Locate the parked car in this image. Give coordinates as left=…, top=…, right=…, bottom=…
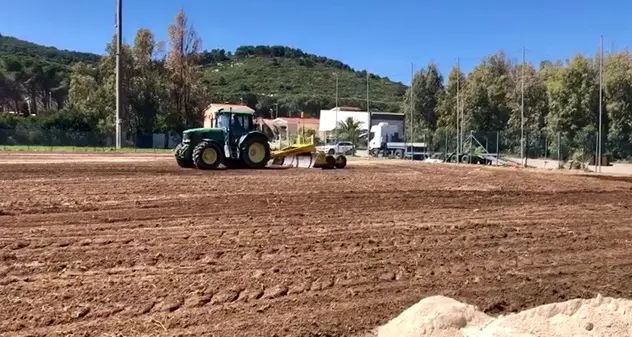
left=316, top=141, right=355, bottom=155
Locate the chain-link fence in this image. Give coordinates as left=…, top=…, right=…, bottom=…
left=411, top=128, right=603, bottom=169
left=0, top=125, right=609, bottom=168
left=0, top=127, right=180, bottom=152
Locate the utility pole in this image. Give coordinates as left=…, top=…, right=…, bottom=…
left=366, top=70, right=371, bottom=143
left=334, top=72, right=339, bottom=142
left=521, top=46, right=525, bottom=167
left=410, top=62, right=414, bottom=160
left=115, top=0, right=123, bottom=149
left=598, top=35, right=604, bottom=173
left=456, top=57, right=460, bottom=160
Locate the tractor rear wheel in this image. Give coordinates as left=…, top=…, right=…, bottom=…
left=241, top=137, right=271, bottom=169
left=192, top=141, right=223, bottom=169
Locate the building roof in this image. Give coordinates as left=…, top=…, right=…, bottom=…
left=371, top=111, right=405, bottom=116
left=206, top=104, right=255, bottom=115
left=330, top=106, right=362, bottom=111
left=258, top=117, right=320, bottom=128
left=275, top=117, right=320, bottom=125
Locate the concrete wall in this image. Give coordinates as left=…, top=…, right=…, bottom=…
left=152, top=133, right=181, bottom=148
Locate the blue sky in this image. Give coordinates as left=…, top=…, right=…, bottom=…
left=1, top=0, right=629, bottom=84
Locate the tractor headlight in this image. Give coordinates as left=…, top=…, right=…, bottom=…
left=183, top=133, right=190, bottom=143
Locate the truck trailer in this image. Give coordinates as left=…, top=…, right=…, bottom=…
left=368, top=122, right=427, bottom=159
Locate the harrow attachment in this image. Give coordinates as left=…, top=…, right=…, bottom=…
left=268, top=144, right=347, bottom=169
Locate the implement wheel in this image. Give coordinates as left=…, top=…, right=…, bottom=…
left=192, top=141, right=223, bottom=169
left=335, top=155, right=347, bottom=169
left=271, top=157, right=285, bottom=165
left=322, top=155, right=336, bottom=170
left=241, top=137, right=271, bottom=169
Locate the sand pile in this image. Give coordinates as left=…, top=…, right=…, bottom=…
left=375, top=294, right=632, bottom=337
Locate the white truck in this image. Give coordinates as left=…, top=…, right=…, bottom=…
left=368, top=122, right=427, bottom=159
left=316, top=141, right=355, bottom=155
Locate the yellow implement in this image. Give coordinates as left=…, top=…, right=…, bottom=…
left=266, top=112, right=347, bottom=169
left=269, top=143, right=347, bottom=169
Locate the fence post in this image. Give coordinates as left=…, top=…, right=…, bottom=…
left=444, top=130, right=447, bottom=160
left=557, top=132, right=561, bottom=168
left=594, top=131, right=599, bottom=172
left=496, top=131, right=499, bottom=166
left=524, top=132, right=528, bottom=167
left=469, top=130, right=473, bottom=164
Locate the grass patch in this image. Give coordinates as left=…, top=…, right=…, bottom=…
left=0, top=145, right=174, bottom=153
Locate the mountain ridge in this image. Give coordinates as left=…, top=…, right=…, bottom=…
left=0, top=34, right=407, bottom=115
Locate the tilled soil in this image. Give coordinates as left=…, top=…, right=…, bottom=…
left=1, top=155, right=632, bottom=337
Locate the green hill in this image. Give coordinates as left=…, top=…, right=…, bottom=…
left=200, top=46, right=407, bottom=116
left=0, top=36, right=407, bottom=117
left=0, top=33, right=101, bottom=65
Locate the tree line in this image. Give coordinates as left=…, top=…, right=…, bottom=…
left=402, top=50, right=632, bottom=160
left=1, top=8, right=631, bottom=158
left=0, top=8, right=404, bottom=147
left=1, top=9, right=209, bottom=146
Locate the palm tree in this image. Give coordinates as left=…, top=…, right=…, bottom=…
left=332, top=117, right=366, bottom=151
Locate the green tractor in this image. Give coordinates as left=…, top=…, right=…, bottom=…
left=174, top=108, right=271, bottom=169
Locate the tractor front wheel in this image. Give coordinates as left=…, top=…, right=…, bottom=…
left=192, top=141, right=223, bottom=169
left=241, top=137, right=271, bottom=169
left=175, top=143, right=195, bottom=168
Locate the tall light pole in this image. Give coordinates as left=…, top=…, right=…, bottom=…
left=334, top=72, right=339, bottom=141
left=521, top=46, right=525, bottom=167
left=115, top=0, right=123, bottom=149
left=598, top=35, right=604, bottom=173
left=456, top=57, right=460, bottom=160
left=410, top=62, right=414, bottom=160
left=366, top=71, right=371, bottom=142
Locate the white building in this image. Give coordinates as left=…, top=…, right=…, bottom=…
left=318, top=107, right=405, bottom=142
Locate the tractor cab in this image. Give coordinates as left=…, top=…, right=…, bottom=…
left=214, top=109, right=254, bottom=137
left=213, top=109, right=256, bottom=159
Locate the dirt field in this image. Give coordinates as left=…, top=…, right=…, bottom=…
left=1, top=153, right=632, bottom=337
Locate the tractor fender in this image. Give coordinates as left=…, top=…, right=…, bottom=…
left=238, top=132, right=269, bottom=151
left=200, top=139, right=225, bottom=157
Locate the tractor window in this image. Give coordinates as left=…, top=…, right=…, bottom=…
left=216, top=114, right=230, bottom=130
left=231, top=114, right=251, bottom=131
left=242, top=115, right=252, bottom=130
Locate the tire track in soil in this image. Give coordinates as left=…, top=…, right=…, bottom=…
left=1, top=159, right=632, bottom=336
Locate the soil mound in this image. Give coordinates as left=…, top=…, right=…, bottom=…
left=376, top=294, right=632, bottom=337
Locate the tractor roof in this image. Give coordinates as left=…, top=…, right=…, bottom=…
left=217, top=109, right=254, bottom=115
left=208, top=104, right=255, bottom=116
